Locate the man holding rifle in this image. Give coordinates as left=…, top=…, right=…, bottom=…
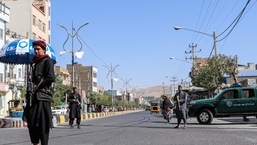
left=68, top=87, right=82, bottom=129
left=174, top=85, right=188, bottom=129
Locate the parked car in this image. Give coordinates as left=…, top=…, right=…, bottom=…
left=188, top=83, right=257, bottom=124
left=103, top=106, right=109, bottom=112
left=145, top=106, right=150, bottom=111
left=52, top=106, right=67, bottom=116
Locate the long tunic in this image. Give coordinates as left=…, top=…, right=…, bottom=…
left=26, top=56, right=55, bottom=145
left=174, top=91, right=188, bottom=119
left=68, top=92, right=82, bottom=119
left=162, top=98, right=174, bottom=110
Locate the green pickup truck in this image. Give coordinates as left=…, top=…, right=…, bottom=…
left=188, top=84, right=257, bottom=124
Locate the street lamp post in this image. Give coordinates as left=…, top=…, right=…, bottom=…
left=58, top=21, right=89, bottom=87
left=122, top=78, right=132, bottom=102
left=170, top=56, right=195, bottom=78
left=104, top=64, right=119, bottom=112
left=174, top=26, right=217, bottom=56
left=169, top=57, right=191, bottom=64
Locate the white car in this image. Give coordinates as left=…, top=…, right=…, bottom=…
left=103, top=106, right=109, bottom=112
left=52, top=106, right=67, bottom=115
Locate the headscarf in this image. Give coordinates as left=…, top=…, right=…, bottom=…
left=33, top=40, right=47, bottom=50
left=33, top=54, right=49, bottom=63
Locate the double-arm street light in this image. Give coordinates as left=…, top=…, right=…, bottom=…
left=174, top=26, right=217, bottom=56
left=170, top=56, right=195, bottom=78
left=58, top=21, right=89, bottom=87
left=170, top=57, right=191, bottom=64
left=104, top=64, right=119, bottom=111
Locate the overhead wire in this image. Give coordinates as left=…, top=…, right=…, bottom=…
left=219, top=0, right=257, bottom=54
left=207, top=0, right=252, bottom=57
left=196, top=1, right=219, bottom=57
left=77, top=34, right=108, bottom=66
left=217, top=0, right=251, bottom=42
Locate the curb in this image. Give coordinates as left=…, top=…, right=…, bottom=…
left=57, top=111, right=118, bottom=124
left=56, top=110, right=143, bottom=124
left=0, top=110, right=143, bottom=128
left=0, top=118, right=27, bottom=128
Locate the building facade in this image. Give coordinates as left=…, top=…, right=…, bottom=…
left=0, top=2, right=10, bottom=117
left=66, top=64, right=98, bottom=97
left=5, top=0, right=51, bottom=43
left=0, top=0, right=51, bottom=117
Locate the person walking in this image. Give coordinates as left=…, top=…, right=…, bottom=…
left=26, top=40, right=55, bottom=145
left=68, top=87, right=82, bottom=129
left=161, top=95, right=174, bottom=118
left=174, top=85, right=188, bottom=129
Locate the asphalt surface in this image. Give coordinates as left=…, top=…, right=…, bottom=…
left=0, top=111, right=257, bottom=145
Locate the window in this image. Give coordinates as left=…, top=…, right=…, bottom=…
left=42, top=23, right=46, bottom=32
left=0, top=73, right=3, bottom=82
left=93, top=72, right=97, bottom=78
left=0, top=96, right=2, bottom=108
left=32, top=33, right=36, bottom=40
left=38, top=20, right=42, bottom=30
left=33, top=15, right=36, bottom=26
left=242, top=89, right=255, bottom=98
left=222, top=90, right=238, bottom=99
left=48, top=6, right=50, bottom=16
left=0, top=28, right=3, bottom=39
left=18, top=68, right=21, bottom=79
left=48, top=20, right=51, bottom=30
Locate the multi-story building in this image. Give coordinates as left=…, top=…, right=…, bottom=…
left=5, top=0, right=51, bottom=43
left=225, top=63, right=257, bottom=86
left=0, top=2, right=10, bottom=117
left=55, top=66, right=71, bottom=86
left=66, top=64, right=98, bottom=98
left=190, top=57, right=208, bottom=77
left=0, top=0, right=51, bottom=117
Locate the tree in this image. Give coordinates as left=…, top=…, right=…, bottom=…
left=52, top=74, right=70, bottom=107
left=87, top=92, right=112, bottom=106
left=192, top=54, right=237, bottom=97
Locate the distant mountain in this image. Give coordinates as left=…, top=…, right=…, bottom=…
left=135, top=85, right=172, bottom=98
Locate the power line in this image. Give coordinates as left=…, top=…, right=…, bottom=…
left=217, top=0, right=251, bottom=42
left=78, top=34, right=108, bottom=66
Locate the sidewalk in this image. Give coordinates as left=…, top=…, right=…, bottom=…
left=0, top=110, right=143, bottom=128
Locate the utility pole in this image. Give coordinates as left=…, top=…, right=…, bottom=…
left=162, top=82, right=166, bottom=95
left=185, top=43, right=201, bottom=77
left=171, top=76, right=177, bottom=96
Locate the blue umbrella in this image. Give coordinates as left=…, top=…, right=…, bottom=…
left=0, top=39, right=57, bottom=64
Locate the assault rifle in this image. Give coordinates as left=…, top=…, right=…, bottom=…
left=26, top=71, right=34, bottom=107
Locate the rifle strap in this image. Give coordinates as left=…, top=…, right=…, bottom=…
left=33, top=78, right=43, bottom=93
left=176, top=93, right=180, bottom=110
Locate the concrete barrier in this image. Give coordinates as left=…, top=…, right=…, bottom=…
left=0, top=118, right=27, bottom=128
left=56, top=110, right=141, bottom=125
left=0, top=110, right=143, bottom=128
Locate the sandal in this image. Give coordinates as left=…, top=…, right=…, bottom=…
left=174, top=126, right=180, bottom=128
left=183, top=125, right=187, bottom=129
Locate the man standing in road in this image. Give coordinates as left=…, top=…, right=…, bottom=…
left=174, top=85, right=188, bottom=129
left=68, top=87, right=82, bottom=129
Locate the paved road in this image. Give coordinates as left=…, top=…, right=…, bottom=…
left=0, top=111, right=257, bottom=145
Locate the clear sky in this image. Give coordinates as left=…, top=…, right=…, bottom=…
left=50, top=0, right=257, bottom=91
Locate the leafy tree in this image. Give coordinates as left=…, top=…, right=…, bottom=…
left=20, top=87, right=26, bottom=98
left=52, top=74, right=70, bottom=107
left=192, top=54, right=237, bottom=96
left=87, top=92, right=112, bottom=106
